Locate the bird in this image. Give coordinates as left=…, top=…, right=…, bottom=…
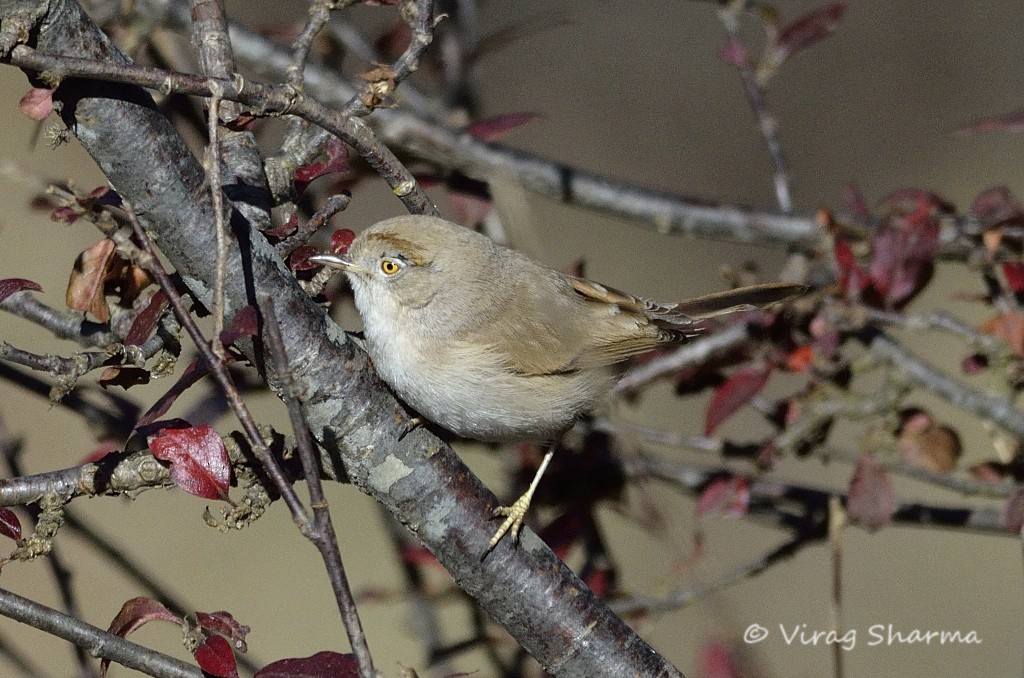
left=310, top=215, right=801, bottom=552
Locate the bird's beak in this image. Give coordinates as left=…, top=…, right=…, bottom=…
left=309, top=253, right=365, bottom=274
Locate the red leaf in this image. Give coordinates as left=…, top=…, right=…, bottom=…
left=466, top=112, right=539, bottom=142
left=696, top=476, right=750, bottom=518
left=704, top=364, right=773, bottom=435
left=331, top=228, right=355, bottom=255
left=957, top=109, right=1024, bottom=134
left=256, top=651, right=359, bottom=678
left=1004, top=487, right=1024, bottom=534
left=267, top=213, right=299, bottom=239
left=148, top=425, right=231, bottom=501
left=846, top=453, right=895, bottom=531
left=842, top=183, right=871, bottom=221
left=137, top=360, right=209, bottom=427
left=971, top=186, right=1024, bottom=229
left=772, top=3, right=847, bottom=60
left=868, top=213, right=940, bottom=308
left=19, top=87, right=54, bottom=121
left=293, top=139, right=351, bottom=196
left=399, top=544, right=443, bottom=570
left=221, top=305, right=259, bottom=347
left=581, top=559, right=614, bottom=598
left=80, top=439, right=122, bottom=464
left=0, top=278, right=43, bottom=304
left=123, top=291, right=169, bottom=346
left=1004, top=262, right=1024, bottom=294
left=195, top=634, right=238, bottom=678
left=784, top=345, right=814, bottom=372
left=537, top=510, right=589, bottom=560
left=0, top=508, right=21, bottom=541
left=833, top=238, right=868, bottom=298
left=102, top=597, right=183, bottom=677
left=699, top=641, right=743, bottom=678
left=67, top=239, right=116, bottom=322
left=289, top=246, right=320, bottom=271
left=196, top=611, right=250, bottom=654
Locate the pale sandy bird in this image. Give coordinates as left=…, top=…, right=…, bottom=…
left=311, top=215, right=801, bottom=552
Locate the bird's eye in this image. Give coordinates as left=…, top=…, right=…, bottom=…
left=380, top=259, right=401, bottom=275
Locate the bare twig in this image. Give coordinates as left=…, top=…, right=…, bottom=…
left=4, top=45, right=438, bottom=218
left=869, top=332, right=1024, bottom=438
left=717, top=6, right=793, bottom=213
left=262, top=296, right=375, bottom=678
left=0, top=587, right=202, bottom=678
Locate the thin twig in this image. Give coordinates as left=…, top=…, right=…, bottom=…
left=0, top=587, right=202, bottom=678
left=117, top=202, right=312, bottom=523
left=207, top=89, right=227, bottom=358
left=4, top=45, right=438, bottom=218
left=614, top=322, right=751, bottom=394
left=262, top=297, right=375, bottom=677
left=1, top=416, right=95, bottom=677
left=62, top=510, right=264, bottom=675
left=869, top=332, right=1024, bottom=438
left=717, top=5, right=793, bottom=213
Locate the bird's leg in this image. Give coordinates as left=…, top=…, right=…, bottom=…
left=485, top=445, right=555, bottom=554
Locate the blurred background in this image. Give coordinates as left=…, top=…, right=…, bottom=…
left=1, top=1, right=1023, bottom=676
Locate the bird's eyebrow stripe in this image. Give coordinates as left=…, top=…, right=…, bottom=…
left=366, top=232, right=429, bottom=266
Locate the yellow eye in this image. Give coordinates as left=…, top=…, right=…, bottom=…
left=380, top=259, right=401, bottom=275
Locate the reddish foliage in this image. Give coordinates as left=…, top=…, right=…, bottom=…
left=773, top=3, right=848, bottom=59
left=289, top=245, right=320, bottom=271
left=196, top=611, right=250, bottom=654
left=124, top=291, right=170, bottom=346
left=538, top=510, right=590, bottom=560
left=895, top=409, right=962, bottom=473
left=18, top=87, right=54, bottom=121
left=784, top=345, right=814, bottom=372
left=331, top=228, right=355, bottom=254
left=1003, top=262, right=1024, bottom=295
left=467, top=112, right=539, bottom=141
left=958, top=109, right=1024, bottom=134
left=266, top=213, right=299, bottom=239
left=1004, top=487, right=1024, bottom=534
left=698, top=641, right=743, bottom=678
left=833, top=238, right=868, bottom=299
left=222, top=305, right=259, bottom=346
left=293, top=139, right=351, bottom=196
left=79, top=439, right=122, bottom=464
left=971, top=186, right=1024, bottom=230
left=194, top=633, right=238, bottom=678
left=581, top=558, right=615, bottom=598
left=981, top=311, right=1024, bottom=356
left=66, top=239, right=117, bottom=322
left=868, top=192, right=944, bottom=308
left=696, top=476, right=750, bottom=518
left=256, top=651, right=360, bottom=678
left=148, top=425, right=231, bottom=501
left=842, top=183, right=872, bottom=221
left=704, top=364, right=773, bottom=435
left=102, top=597, right=183, bottom=677
left=136, top=361, right=208, bottom=426
left=846, top=453, right=896, bottom=531
left=0, top=508, right=21, bottom=541
left=399, top=544, right=443, bottom=570
left=0, top=278, right=42, bottom=304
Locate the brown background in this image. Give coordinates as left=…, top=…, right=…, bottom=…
left=1, top=1, right=1022, bottom=676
